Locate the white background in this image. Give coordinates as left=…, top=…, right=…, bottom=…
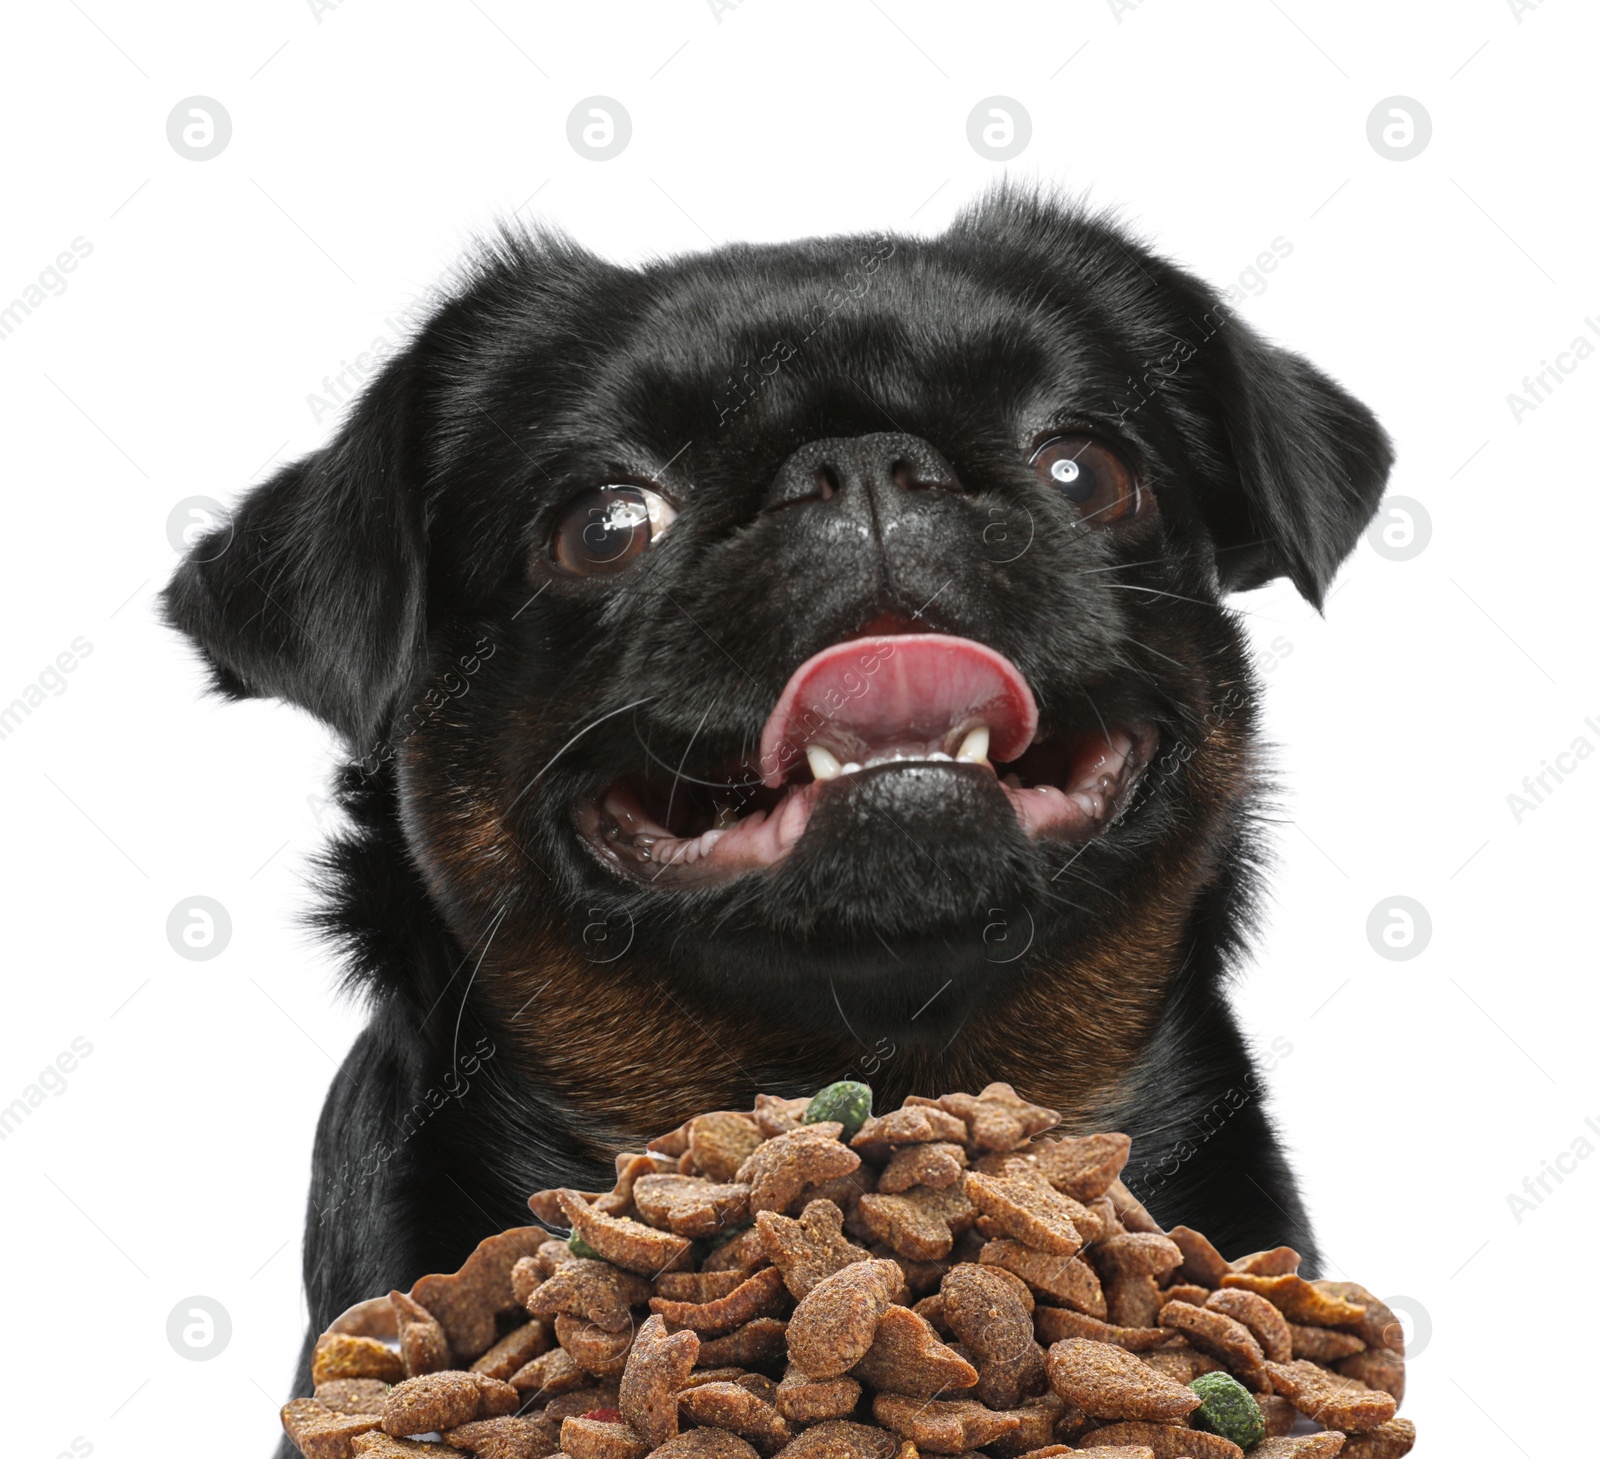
left=1, top=2, right=1593, bottom=1455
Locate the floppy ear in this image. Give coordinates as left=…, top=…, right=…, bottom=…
left=1200, top=321, right=1394, bottom=608
left=161, top=348, right=429, bottom=755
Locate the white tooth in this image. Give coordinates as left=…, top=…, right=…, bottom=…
left=841, top=761, right=863, bottom=775
left=1003, top=772, right=1023, bottom=790
left=956, top=724, right=991, bottom=764
left=926, top=750, right=952, bottom=762
left=807, top=744, right=843, bottom=781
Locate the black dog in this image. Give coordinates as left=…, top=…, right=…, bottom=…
left=163, top=187, right=1391, bottom=1421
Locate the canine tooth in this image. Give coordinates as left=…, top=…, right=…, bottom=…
left=956, top=724, right=990, bottom=763
left=806, top=744, right=843, bottom=781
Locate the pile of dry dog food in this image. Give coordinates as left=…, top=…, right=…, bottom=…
left=283, top=1082, right=1415, bottom=1459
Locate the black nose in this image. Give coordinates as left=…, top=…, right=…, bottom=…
left=764, top=432, right=960, bottom=513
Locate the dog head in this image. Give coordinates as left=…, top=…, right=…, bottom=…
left=164, top=189, right=1391, bottom=1069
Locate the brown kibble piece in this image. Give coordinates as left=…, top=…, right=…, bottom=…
left=556, top=1190, right=693, bottom=1276
left=756, top=1199, right=870, bottom=1299
left=411, top=1229, right=547, bottom=1363
left=513, top=1256, right=543, bottom=1307
left=930, top=1083, right=1060, bottom=1153
left=558, top=1417, right=647, bottom=1459
left=313, top=1333, right=407, bottom=1387
left=851, top=1303, right=978, bottom=1397
left=1220, top=1274, right=1366, bottom=1328
left=1158, top=1301, right=1266, bottom=1385
left=689, top=1112, right=765, bottom=1182
left=472, top=1320, right=551, bottom=1380
left=737, top=1124, right=862, bottom=1215
left=942, top=1264, right=1045, bottom=1407
left=1265, top=1358, right=1398, bottom=1432
left=1289, top=1322, right=1367, bottom=1361
left=779, top=1419, right=897, bottom=1458
left=695, top=1317, right=790, bottom=1367
left=656, top=1270, right=749, bottom=1303
left=508, top=1345, right=588, bottom=1397
left=753, top=1094, right=810, bottom=1138
left=981, top=1242, right=1106, bottom=1317
left=1229, top=1247, right=1301, bottom=1277
left=857, top=1186, right=975, bottom=1262
left=382, top=1371, right=517, bottom=1436
left=1139, top=1348, right=1221, bottom=1383
left=1313, top=1282, right=1404, bottom=1354
left=633, top=1174, right=753, bottom=1239
left=443, top=1416, right=562, bottom=1459
left=851, top=1106, right=970, bottom=1160
left=1029, top=1307, right=1169, bottom=1352
left=545, top=1385, right=621, bottom=1420
left=555, top=1313, right=634, bottom=1378
left=390, top=1292, right=451, bottom=1377
left=872, top=1392, right=1020, bottom=1452
left=1256, top=1392, right=1297, bottom=1436
left=281, top=1397, right=380, bottom=1459
left=528, top=1260, right=654, bottom=1333
left=593, top=1152, right=674, bottom=1218
left=1165, top=1226, right=1230, bottom=1287
left=616, top=1313, right=699, bottom=1449
left=1338, top=1346, right=1405, bottom=1403
left=330, top=1297, right=400, bottom=1340
left=314, top=1379, right=391, bottom=1416
left=1338, top=1417, right=1416, bottom=1457
left=1103, top=1275, right=1162, bottom=1331
left=964, top=1172, right=1087, bottom=1257
left=775, top=1365, right=863, bottom=1422
left=787, top=1258, right=902, bottom=1378
left=702, top=1226, right=771, bottom=1275
left=1249, top=1437, right=1347, bottom=1458
left=1161, top=1283, right=1211, bottom=1306
left=677, top=1381, right=791, bottom=1453
left=1044, top=1338, right=1199, bottom=1423
left=352, top=1436, right=468, bottom=1458
left=649, top=1264, right=787, bottom=1334
left=1204, top=1288, right=1292, bottom=1363
left=1093, top=1235, right=1182, bottom=1280
left=1076, top=1422, right=1241, bottom=1457
left=879, top=1142, right=969, bottom=1193
left=1024, top=1133, right=1131, bottom=1202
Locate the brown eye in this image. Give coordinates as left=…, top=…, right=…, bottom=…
left=550, top=485, right=678, bottom=576
left=1030, top=434, right=1148, bottom=526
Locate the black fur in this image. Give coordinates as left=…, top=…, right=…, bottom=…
left=162, top=187, right=1392, bottom=1437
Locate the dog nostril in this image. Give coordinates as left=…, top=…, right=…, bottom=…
left=815, top=465, right=840, bottom=500
left=891, top=458, right=941, bottom=492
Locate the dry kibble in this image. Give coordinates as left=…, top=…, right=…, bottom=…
left=1044, top=1338, right=1200, bottom=1423
left=285, top=1085, right=1415, bottom=1459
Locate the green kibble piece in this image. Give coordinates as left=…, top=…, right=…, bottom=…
left=568, top=1233, right=602, bottom=1260
left=1189, top=1371, right=1265, bottom=1448
left=803, top=1080, right=873, bottom=1139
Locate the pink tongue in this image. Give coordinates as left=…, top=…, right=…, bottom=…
left=756, top=634, right=1039, bottom=788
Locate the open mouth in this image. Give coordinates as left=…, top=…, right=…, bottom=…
left=576, top=633, right=1157, bottom=887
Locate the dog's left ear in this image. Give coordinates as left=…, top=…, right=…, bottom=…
left=161, top=345, right=430, bottom=756
left=1198, top=319, right=1394, bottom=609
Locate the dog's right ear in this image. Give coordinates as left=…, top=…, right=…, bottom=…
left=161, top=346, right=430, bottom=757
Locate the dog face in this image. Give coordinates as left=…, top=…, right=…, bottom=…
left=165, top=191, right=1391, bottom=1052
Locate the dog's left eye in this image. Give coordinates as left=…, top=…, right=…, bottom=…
left=550, top=485, right=678, bottom=576
left=1030, top=434, right=1149, bottom=526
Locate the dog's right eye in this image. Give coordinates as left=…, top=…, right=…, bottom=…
left=549, top=485, right=678, bottom=576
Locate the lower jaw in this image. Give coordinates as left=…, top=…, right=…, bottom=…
left=576, top=726, right=1158, bottom=889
